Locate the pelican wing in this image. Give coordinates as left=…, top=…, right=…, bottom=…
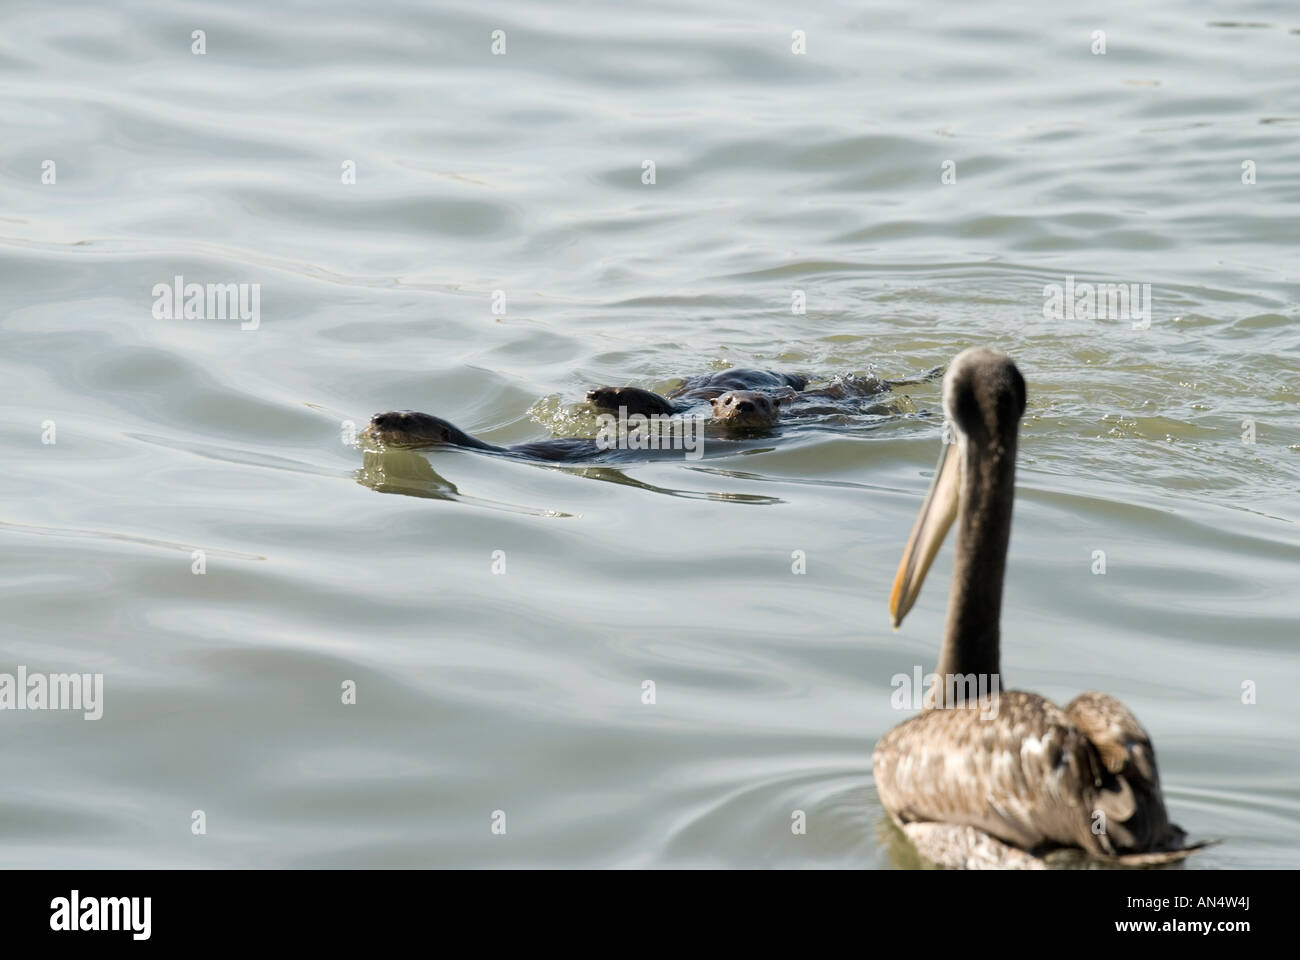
left=873, top=691, right=1120, bottom=856
left=1064, top=691, right=1184, bottom=852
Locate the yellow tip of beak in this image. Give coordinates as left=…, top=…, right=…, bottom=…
left=886, top=438, right=961, bottom=633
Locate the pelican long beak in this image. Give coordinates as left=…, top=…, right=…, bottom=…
left=889, top=437, right=962, bottom=628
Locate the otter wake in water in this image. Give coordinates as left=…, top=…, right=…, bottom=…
left=364, top=367, right=934, bottom=463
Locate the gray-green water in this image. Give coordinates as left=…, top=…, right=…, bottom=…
left=2, top=0, right=1297, bottom=867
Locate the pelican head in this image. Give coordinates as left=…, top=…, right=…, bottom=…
left=889, top=348, right=1026, bottom=630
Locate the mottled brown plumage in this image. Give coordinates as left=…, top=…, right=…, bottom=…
left=875, top=349, right=1205, bottom=868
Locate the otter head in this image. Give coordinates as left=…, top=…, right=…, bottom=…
left=711, top=390, right=781, bottom=428
left=364, top=411, right=461, bottom=448
left=585, top=386, right=676, bottom=417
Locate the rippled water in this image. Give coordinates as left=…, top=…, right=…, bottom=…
left=2, top=0, right=1298, bottom=867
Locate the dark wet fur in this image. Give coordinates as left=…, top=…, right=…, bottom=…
left=587, top=368, right=898, bottom=425
left=367, top=368, right=919, bottom=463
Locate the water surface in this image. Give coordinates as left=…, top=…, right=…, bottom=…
left=2, top=0, right=1298, bottom=867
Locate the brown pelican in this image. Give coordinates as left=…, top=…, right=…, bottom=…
left=873, top=348, right=1205, bottom=868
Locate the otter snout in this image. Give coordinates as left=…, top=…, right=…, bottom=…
left=364, top=411, right=406, bottom=444
left=711, top=390, right=780, bottom=428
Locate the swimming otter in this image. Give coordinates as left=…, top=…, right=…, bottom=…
left=586, top=368, right=890, bottom=428
left=364, top=411, right=610, bottom=462
left=364, top=367, right=929, bottom=460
